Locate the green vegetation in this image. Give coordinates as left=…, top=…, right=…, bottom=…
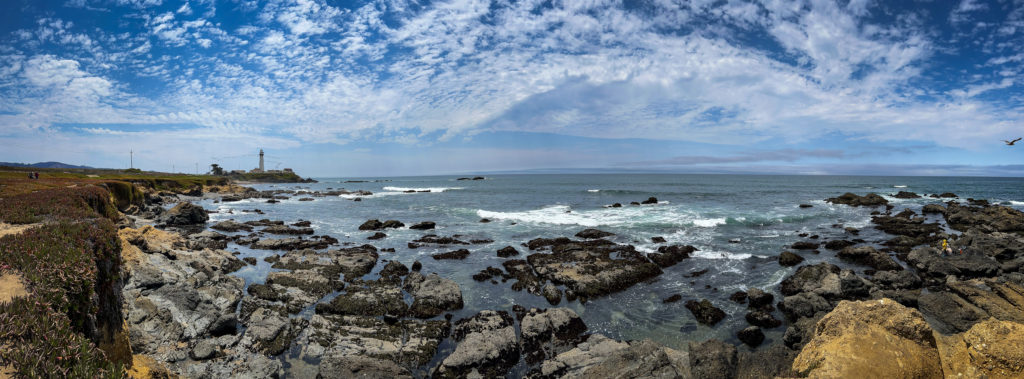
left=0, top=182, right=126, bottom=377
left=0, top=186, right=118, bottom=224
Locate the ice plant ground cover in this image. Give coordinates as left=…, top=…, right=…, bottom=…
left=0, top=181, right=126, bottom=377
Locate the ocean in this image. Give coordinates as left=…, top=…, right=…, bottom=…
left=195, top=174, right=1024, bottom=363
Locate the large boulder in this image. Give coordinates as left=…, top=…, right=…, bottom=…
left=435, top=310, right=519, bottom=378
left=519, top=308, right=588, bottom=364
left=837, top=246, right=902, bottom=271
left=792, top=298, right=942, bottom=378
left=936, top=318, right=1024, bottom=378
left=685, top=299, right=726, bottom=326
left=403, top=272, right=464, bottom=318
left=161, top=202, right=209, bottom=225
left=778, top=251, right=804, bottom=267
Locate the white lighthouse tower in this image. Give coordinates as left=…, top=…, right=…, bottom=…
left=258, top=149, right=265, bottom=172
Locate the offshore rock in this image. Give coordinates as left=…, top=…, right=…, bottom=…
left=826, top=192, right=888, bottom=207
left=685, top=299, right=726, bottom=326
left=526, top=240, right=663, bottom=299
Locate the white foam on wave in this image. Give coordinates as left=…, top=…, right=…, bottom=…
left=1008, top=201, right=1024, bottom=206
left=382, top=186, right=463, bottom=193
left=477, top=204, right=708, bottom=228
left=587, top=189, right=600, bottom=193
left=894, top=185, right=908, bottom=188
left=692, top=217, right=727, bottom=227
left=691, top=249, right=753, bottom=260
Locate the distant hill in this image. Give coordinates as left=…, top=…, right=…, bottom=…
left=0, top=161, right=94, bottom=169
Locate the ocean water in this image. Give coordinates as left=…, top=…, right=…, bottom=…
left=195, top=174, right=1024, bottom=358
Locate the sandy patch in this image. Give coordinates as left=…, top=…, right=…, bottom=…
left=0, top=272, right=28, bottom=305
left=0, top=223, right=39, bottom=239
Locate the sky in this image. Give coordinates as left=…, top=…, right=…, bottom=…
left=0, top=0, right=1022, bottom=177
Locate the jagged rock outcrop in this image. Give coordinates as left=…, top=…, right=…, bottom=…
left=826, top=192, right=888, bottom=207
left=160, top=202, right=209, bottom=225
left=435, top=310, right=520, bottom=378
left=792, top=298, right=942, bottom=378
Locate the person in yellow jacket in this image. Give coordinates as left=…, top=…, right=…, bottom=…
left=942, top=239, right=953, bottom=255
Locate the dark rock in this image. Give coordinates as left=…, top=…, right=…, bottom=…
left=316, top=279, right=407, bottom=317
left=737, top=326, right=764, bottom=347
left=358, top=219, right=383, bottom=230
left=378, top=261, right=409, bottom=282
left=745, top=311, right=781, bottom=328
left=367, top=232, right=386, bottom=240
left=414, top=234, right=468, bottom=245
left=778, top=251, right=804, bottom=267
left=922, top=204, right=946, bottom=214
left=472, top=267, right=503, bottom=282
left=409, top=221, right=436, bottom=230
left=496, top=246, right=519, bottom=257
left=244, top=219, right=284, bottom=227
left=746, top=288, right=774, bottom=310
left=945, top=203, right=1024, bottom=232
left=729, top=291, right=747, bottom=304
left=826, top=192, right=888, bottom=207
left=411, top=261, right=422, bottom=272
left=210, top=220, right=253, bottom=232
left=799, top=204, right=813, bottom=208
left=871, top=270, right=921, bottom=290
left=685, top=299, right=726, bottom=326
left=779, top=292, right=831, bottom=322
left=292, top=220, right=311, bottom=227
left=651, top=236, right=666, bottom=243
left=686, top=268, right=709, bottom=278
left=780, top=262, right=840, bottom=296
left=688, top=339, right=737, bottom=379
left=381, top=220, right=404, bottom=229
left=251, top=237, right=332, bottom=251
left=161, top=202, right=209, bottom=225
left=575, top=228, right=615, bottom=239
left=611, top=203, right=622, bottom=208
left=479, top=218, right=491, bottom=223
left=243, top=257, right=257, bottom=265
left=526, top=240, right=663, bottom=299
left=893, top=191, right=920, bottom=199
left=824, top=240, right=855, bottom=250
left=648, top=245, right=697, bottom=268
left=641, top=197, right=659, bottom=204
left=906, top=247, right=1000, bottom=280
left=791, top=241, right=820, bottom=250
left=663, top=294, right=683, bottom=303
left=938, top=192, right=958, bottom=198
left=432, top=248, right=470, bottom=260
left=261, top=225, right=314, bottom=235
left=542, top=284, right=562, bottom=305
left=838, top=246, right=902, bottom=271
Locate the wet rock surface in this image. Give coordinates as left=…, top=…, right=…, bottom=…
left=436, top=310, right=520, bottom=378
left=826, top=192, right=888, bottom=207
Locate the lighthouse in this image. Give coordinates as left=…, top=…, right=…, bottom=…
left=258, top=149, right=265, bottom=172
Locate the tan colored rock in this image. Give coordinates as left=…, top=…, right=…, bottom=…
left=792, top=298, right=942, bottom=378
left=937, top=318, right=1024, bottom=378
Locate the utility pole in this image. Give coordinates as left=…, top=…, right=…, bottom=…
left=173, top=164, right=175, bottom=173
left=130, top=149, right=133, bottom=169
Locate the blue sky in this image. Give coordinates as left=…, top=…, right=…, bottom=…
left=0, top=0, right=1022, bottom=177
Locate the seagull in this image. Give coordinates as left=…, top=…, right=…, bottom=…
left=1004, top=137, right=1022, bottom=146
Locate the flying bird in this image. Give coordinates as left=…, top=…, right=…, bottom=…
left=1004, top=137, right=1022, bottom=146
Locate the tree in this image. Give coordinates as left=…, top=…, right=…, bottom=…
left=209, top=164, right=224, bottom=175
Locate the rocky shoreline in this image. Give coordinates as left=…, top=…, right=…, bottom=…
left=117, top=187, right=1024, bottom=378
